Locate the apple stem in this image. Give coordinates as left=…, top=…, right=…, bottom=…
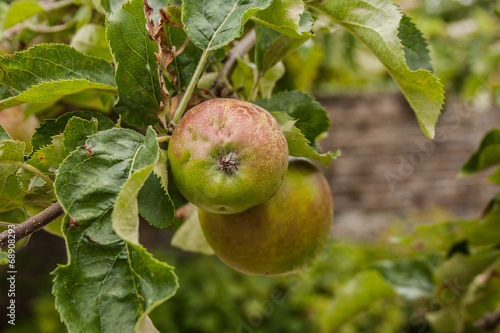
left=173, top=48, right=211, bottom=124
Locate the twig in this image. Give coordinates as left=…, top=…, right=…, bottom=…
left=0, top=202, right=65, bottom=251
left=474, top=310, right=500, bottom=331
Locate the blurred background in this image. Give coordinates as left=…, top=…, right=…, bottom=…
left=0, top=0, right=500, bottom=332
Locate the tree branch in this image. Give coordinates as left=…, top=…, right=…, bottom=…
left=0, top=202, right=65, bottom=251
left=474, top=310, right=500, bottom=331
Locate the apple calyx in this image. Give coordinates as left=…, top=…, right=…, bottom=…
left=217, top=151, right=239, bottom=176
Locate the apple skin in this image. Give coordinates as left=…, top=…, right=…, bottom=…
left=168, top=98, right=288, bottom=214
left=199, top=158, right=333, bottom=276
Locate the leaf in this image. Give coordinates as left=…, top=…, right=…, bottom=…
left=3, top=0, right=44, bottom=30
left=99, top=0, right=127, bottom=14
left=53, top=128, right=178, bottom=333
left=461, top=129, right=500, bottom=176
left=0, top=123, right=12, bottom=141
left=398, top=14, right=434, bottom=72
left=137, top=149, right=175, bottom=229
left=0, top=44, right=116, bottom=110
left=259, top=61, right=285, bottom=98
left=254, top=23, right=309, bottom=74
left=70, top=24, right=112, bottom=62
left=489, top=168, right=500, bottom=185
left=63, top=117, right=99, bottom=153
left=0, top=139, right=26, bottom=212
left=271, top=112, right=339, bottom=167
left=106, top=0, right=163, bottom=128
left=255, top=91, right=330, bottom=145
left=0, top=251, right=7, bottom=265
left=112, top=129, right=159, bottom=244
left=231, top=57, right=257, bottom=100
left=310, top=0, right=444, bottom=138
left=171, top=209, right=214, bottom=255
left=31, top=111, right=115, bottom=153
left=321, top=270, right=395, bottom=332
left=253, top=0, right=314, bottom=38
left=370, top=257, right=435, bottom=301
left=182, top=0, right=272, bottom=50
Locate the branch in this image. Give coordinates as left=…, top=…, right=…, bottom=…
left=0, top=202, right=65, bottom=251
left=474, top=310, right=500, bottom=331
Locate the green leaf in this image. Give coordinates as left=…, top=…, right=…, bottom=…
left=70, top=24, right=112, bottom=62
left=231, top=57, right=257, bottom=100
left=255, top=90, right=330, bottom=145
left=112, top=129, right=158, bottom=244
left=62, top=117, right=99, bottom=153
left=253, top=0, right=314, bottom=38
left=31, top=111, right=115, bottom=153
left=0, top=44, right=116, bottom=110
left=254, top=23, right=309, bottom=74
left=461, top=129, right=500, bottom=176
left=370, top=258, right=435, bottom=301
left=489, top=168, right=500, bottom=185
left=182, top=0, right=272, bottom=50
left=0, top=251, right=7, bottom=265
left=0, top=124, right=12, bottom=141
left=398, top=14, right=434, bottom=72
left=99, top=0, right=126, bottom=14
left=259, top=61, right=285, bottom=98
left=53, top=128, right=177, bottom=333
left=171, top=208, right=214, bottom=255
left=106, top=0, right=162, bottom=128
left=137, top=149, right=175, bottom=229
left=271, top=112, right=339, bottom=167
left=310, top=0, right=444, bottom=139
left=0, top=139, right=26, bottom=212
left=321, top=270, right=395, bottom=332
left=3, top=0, right=43, bottom=30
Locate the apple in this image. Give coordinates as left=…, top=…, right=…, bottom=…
left=199, top=158, right=333, bottom=276
left=168, top=98, right=288, bottom=214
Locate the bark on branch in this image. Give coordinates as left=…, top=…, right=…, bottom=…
left=0, top=202, right=65, bottom=251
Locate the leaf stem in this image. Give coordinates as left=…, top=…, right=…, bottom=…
left=0, top=202, right=64, bottom=251
left=172, top=48, right=211, bottom=123
left=248, top=73, right=263, bottom=101
left=0, top=160, right=54, bottom=188
left=156, top=135, right=171, bottom=143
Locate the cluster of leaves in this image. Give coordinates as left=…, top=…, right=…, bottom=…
left=0, top=0, right=444, bottom=332
left=318, top=129, right=500, bottom=333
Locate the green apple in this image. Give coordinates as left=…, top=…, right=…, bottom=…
left=168, top=98, right=289, bottom=214
left=199, top=158, right=333, bottom=276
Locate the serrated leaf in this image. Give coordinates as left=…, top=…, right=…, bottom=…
left=253, top=0, right=313, bottom=38
left=311, top=0, right=443, bottom=138
left=371, top=258, right=435, bottom=301
left=271, top=112, right=339, bottom=167
left=254, top=23, right=309, bottom=74
left=182, top=0, right=272, bottom=50
left=31, top=111, right=115, bottom=153
left=259, top=61, right=285, bottom=98
left=70, top=24, right=112, bottom=62
left=137, top=172, right=175, bottom=229
left=3, top=0, right=43, bottom=30
left=106, top=0, right=162, bottom=128
left=398, top=14, right=433, bottom=72
left=255, top=91, right=330, bottom=145
left=53, top=127, right=177, bottom=333
left=99, top=0, right=126, bottom=14
left=171, top=209, right=214, bottom=255
left=321, top=270, right=395, bottom=332
left=0, top=124, right=12, bottom=141
left=0, top=44, right=116, bottom=110
left=0, top=140, right=26, bottom=211
left=62, top=117, right=99, bottom=153
left=461, top=129, right=500, bottom=177
left=112, top=129, right=158, bottom=244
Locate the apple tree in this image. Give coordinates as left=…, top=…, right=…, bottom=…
left=5, top=0, right=497, bottom=332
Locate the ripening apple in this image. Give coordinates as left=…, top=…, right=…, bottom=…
left=168, top=98, right=289, bottom=214
left=199, top=158, right=333, bottom=276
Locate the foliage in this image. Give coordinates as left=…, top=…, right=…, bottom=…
left=0, top=0, right=497, bottom=332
